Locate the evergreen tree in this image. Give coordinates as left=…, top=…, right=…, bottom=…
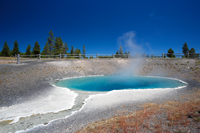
left=167, top=48, right=175, bottom=58
left=128, top=51, right=130, bottom=57
left=75, top=48, right=81, bottom=58
left=182, top=42, right=189, bottom=54
left=82, top=45, right=86, bottom=58
left=54, top=37, right=63, bottom=54
left=12, top=40, right=20, bottom=56
left=189, top=48, right=198, bottom=58
left=47, top=30, right=54, bottom=55
left=32, top=41, right=40, bottom=54
left=189, top=48, right=195, bottom=54
left=70, top=46, right=74, bottom=56
left=62, top=42, right=69, bottom=54
left=124, top=52, right=128, bottom=58
left=42, top=43, right=50, bottom=55
left=115, top=51, right=119, bottom=58
left=75, top=48, right=81, bottom=54
left=1, top=41, right=10, bottom=56
left=25, top=44, right=31, bottom=55
left=119, top=46, right=123, bottom=56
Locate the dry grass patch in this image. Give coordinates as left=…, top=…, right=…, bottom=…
left=77, top=90, right=200, bottom=133
left=0, top=57, right=16, bottom=60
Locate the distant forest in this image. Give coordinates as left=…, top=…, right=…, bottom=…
left=0, top=30, right=86, bottom=57
left=0, top=30, right=197, bottom=58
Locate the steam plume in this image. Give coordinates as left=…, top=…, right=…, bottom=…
left=117, top=31, right=144, bottom=56
left=116, top=31, right=145, bottom=76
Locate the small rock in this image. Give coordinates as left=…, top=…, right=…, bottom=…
left=43, top=122, right=48, bottom=125
left=188, top=115, right=193, bottom=118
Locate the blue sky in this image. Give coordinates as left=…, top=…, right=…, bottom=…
left=0, top=0, right=200, bottom=54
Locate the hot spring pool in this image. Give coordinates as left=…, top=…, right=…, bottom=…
left=53, top=75, right=187, bottom=91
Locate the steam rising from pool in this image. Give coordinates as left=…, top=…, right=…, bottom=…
left=117, top=31, right=146, bottom=76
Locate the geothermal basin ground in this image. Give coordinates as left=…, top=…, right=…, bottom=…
left=0, top=58, right=200, bottom=133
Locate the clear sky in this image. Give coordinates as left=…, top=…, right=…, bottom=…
left=0, top=0, right=200, bottom=55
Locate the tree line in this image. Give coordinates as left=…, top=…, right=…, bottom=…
left=0, top=33, right=198, bottom=58
left=115, top=42, right=198, bottom=58
left=115, top=46, right=130, bottom=58
left=167, top=42, right=197, bottom=58
left=0, top=30, right=86, bottom=57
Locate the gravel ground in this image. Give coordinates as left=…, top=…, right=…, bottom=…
left=0, top=58, right=199, bottom=133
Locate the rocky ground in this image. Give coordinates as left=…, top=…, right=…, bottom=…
left=0, top=58, right=200, bottom=133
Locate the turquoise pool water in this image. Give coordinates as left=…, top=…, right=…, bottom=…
left=53, top=75, right=186, bottom=92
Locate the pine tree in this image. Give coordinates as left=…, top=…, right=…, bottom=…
left=189, top=48, right=195, bottom=54
left=75, top=48, right=81, bottom=58
left=32, top=41, right=40, bottom=54
left=115, top=51, right=119, bottom=58
left=47, top=30, right=54, bottom=55
left=182, top=42, right=189, bottom=54
left=1, top=41, right=10, bottom=56
left=54, top=37, right=63, bottom=54
left=12, top=40, right=20, bottom=56
left=189, top=48, right=198, bottom=58
left=62, top=42, right=69, bottom=54
left=75, top=48, right=81, bottom=54
left=70, top=46, right=74, bottom=56
left=25, top=44, right=31, bottom=55
left=119, top=46, right=123, bottom=56
left=82, top=45, right=86, bottom=58
left=124, top=52, right=128, bottom=58
left=167, top=48, right=175, bottom=58
left=42, top=43, right=50, bottom=55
